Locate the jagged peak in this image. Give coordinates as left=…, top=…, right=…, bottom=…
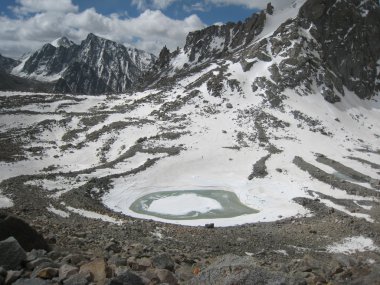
left=50, top=37, right=75, bottom=48
left=83, top=33, right=110, bottom=44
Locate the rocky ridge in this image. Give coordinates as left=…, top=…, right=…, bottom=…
left=11, top=34, right=156, bottom=94
left=146, top=0, right=380, bottom=103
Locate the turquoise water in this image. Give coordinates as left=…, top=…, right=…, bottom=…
left=130, top=190, right=258, bottom=220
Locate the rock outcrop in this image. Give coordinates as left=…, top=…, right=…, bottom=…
left=12, top=34, right=156, bottom=94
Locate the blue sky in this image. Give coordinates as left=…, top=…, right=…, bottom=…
left=0, top=0, right=259, bottom=25
left=0, top=0, right=267, bottom=58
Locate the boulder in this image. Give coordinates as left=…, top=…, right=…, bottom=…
left=0, top=237, right=26, bottom=270
left=27, top=257, right=53, bottom=270
left=79, top=258, right=109, bottom=285
left=5, top=270, right=22, bottom=284
left=36, top=267, right=59, bottom=279
left=152, top=253, right=175, bottom=271
left=59, top=264, right=79, bottom=281
left=155, top=269, right=178, bottom=285
left=109, top=271, right=144, bottom=285
left=31, top=261, right=59, bottom=279
left=63, top=272, right=91, bottom=285
left=0, top=214, right=49, bottom=251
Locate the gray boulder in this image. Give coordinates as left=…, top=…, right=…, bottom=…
left=109, top=271, right=144, bottom=285
left=0, top=214, right=49, bottom=251
left=0, top=237, right=26, bottom=270
left=152, top=253, right=175, bottom=271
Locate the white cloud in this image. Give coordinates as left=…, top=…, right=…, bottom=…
left=183, top=2, right=208, bottom=13
left=11, top=0, right=78, bottom=15
left=0, top=1, right=205, bottom=58
left=132, top=0, right=177, bottom=11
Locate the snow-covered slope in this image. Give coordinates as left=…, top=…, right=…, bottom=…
left=0, top=0, right=379, bottom=229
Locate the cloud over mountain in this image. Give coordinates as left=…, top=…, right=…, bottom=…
left=0, top=0, right=205, bottom=58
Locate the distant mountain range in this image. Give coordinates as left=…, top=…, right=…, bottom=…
left=0, top=0, right=379, bottom=99
left=1, top=34, right=156, bottom=94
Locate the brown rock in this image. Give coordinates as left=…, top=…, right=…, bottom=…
left=127, top=257, right=152, bottom=271
left=36, top=267, right=58, bottom=279
left=79, top=258, right=109, bottom=285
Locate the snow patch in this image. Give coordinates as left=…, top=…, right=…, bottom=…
left=327, top=236, right=379, bottom=254
left=66, top=206, right=123, bottom=225
left=47, top=205, right=70, bottom=218
left=0, top=194, right=13, bottom=209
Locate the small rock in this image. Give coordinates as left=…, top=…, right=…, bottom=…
left=13, top=278, right=53, bottom=285
left=152, top=254, right=175, bottom=272
left=59, top=264, right=78, bottom=281
left=63, top=272, right=91, bottom=285
left=127, top=256, right=152, bottom=271
left=105, top=242, right=121, bottom=254
left=62, top=254, right=86, bottom=266
left=36, top=267, right=58, bottom=279
left=27, top=257, right=53, bottom=270
left=109, top=271, right=144, bottom=285
left=226, top=103, right=233, bottom=109
left=31, top=261, right=59, bottom=279
left=205, top=223, right=214, bottom=229
left=0, top=237, right=26, bottom=270
left=5, top=270, right=22, bottom=284
left=26, top=249, right=47, bottom=262
left=107, top=256, right=127, bottom=267
left=155, top=269, right=178, bottom=285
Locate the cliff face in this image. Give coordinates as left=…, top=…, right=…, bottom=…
left=299, top=0, right=380, bottom=99
left=12, top=34, right=156, bottom=94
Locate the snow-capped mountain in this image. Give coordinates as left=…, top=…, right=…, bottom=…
left=148, top=0, right=380, bottom=101
left=11, top=34, right=157, bottom=94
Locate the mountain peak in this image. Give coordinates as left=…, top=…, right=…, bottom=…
left=50, top=37, right=75, bottom=48
left=84, top=33, right=108, bottom=43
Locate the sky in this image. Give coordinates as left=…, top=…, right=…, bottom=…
left=0, top=0, right=277, bottom=58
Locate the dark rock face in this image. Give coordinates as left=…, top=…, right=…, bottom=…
left=0, top=237, right=26, bottom=270
left=157, top=46, right=171, bottom=68
left=0, top=71, right=53, bottom=92
left=184, top=11, right=267, bottom=64
left=15, top=34, right=156, bottom=94
left=0, top=54, right=19, bottom=72
left=0, top=214, right=49, bottom=251
left=299, top=0, right=380, bottom=99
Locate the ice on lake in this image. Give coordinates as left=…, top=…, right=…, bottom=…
left=130, top=190, right=257, bottom=220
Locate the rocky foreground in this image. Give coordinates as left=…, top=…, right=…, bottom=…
left=1, top=201, right=380, bottom=285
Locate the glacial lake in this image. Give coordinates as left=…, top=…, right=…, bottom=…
left=129, top=190, right=258, bottom=220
